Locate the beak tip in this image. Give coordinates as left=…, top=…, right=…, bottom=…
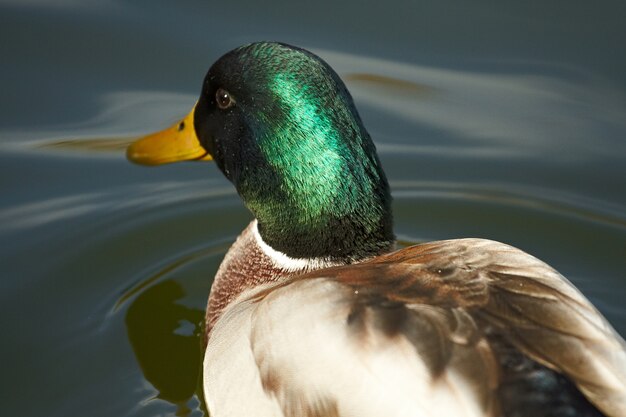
left=126, top=143, right=157, bottom=166
left=125, top=144, right=142, bottom=164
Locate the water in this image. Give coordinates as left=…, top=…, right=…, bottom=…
left=1, top=1, right=625, bottom=416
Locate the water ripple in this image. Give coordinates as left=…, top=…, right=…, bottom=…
left=0, top=180, right=236, bottom=233
left=391, top=180, right=626, bottom=230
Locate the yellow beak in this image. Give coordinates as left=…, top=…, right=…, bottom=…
left=126, top=104, right=212, bottom=166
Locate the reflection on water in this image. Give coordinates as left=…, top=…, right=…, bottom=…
left=125, top=280, right=204, bottom=413
left=344, top=72, right=437, bottom=95
left=38, top=137, right=134, bottom=152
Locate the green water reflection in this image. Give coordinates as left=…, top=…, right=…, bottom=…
left=125, top=280, right=204, bottom=409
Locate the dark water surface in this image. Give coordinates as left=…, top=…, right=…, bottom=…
left=1, top=1, right=625, bottom=416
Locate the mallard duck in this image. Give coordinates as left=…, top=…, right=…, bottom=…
left=127, top=42, right=626, bottom=417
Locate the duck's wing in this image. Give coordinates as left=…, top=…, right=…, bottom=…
left=203, top=238, right=626, bottom=417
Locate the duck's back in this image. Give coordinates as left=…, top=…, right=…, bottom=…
left=204, top=238, right=626, bottom=417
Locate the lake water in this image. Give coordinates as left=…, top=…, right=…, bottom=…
left=1, top=1, right=625, bottom=416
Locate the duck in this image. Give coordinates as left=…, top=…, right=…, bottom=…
left=126, top=42, right=626, bottom=417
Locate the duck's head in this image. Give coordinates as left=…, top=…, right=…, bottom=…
left=128, top=42, right=394, bottom=261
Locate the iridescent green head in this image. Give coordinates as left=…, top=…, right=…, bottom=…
left=194, top=42, right=393, bottom=260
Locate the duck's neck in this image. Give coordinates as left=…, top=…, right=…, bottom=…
left=205, top=220, right=392, bottom=336
left=239, top=129, right=396, bottom=261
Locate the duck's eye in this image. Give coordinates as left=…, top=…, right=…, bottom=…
left=216, top=88, right=234, bottom=110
